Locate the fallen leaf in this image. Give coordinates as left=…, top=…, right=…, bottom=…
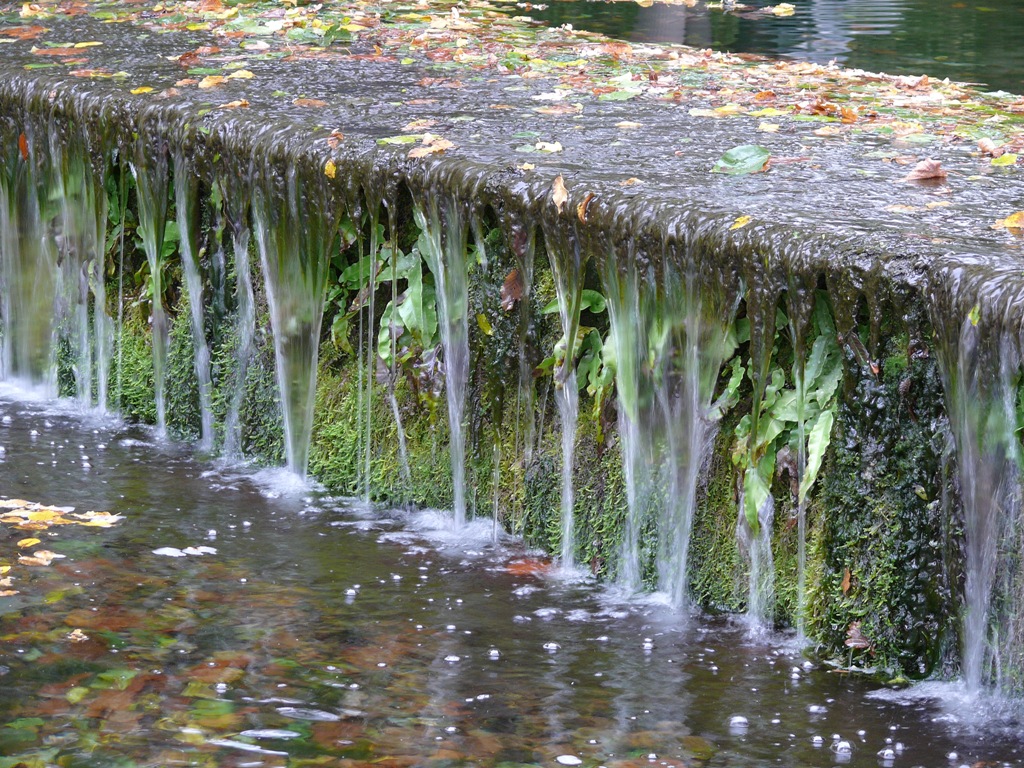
left=1, top=25, right=48, bottom=40
left=517, top=162, right=535, bottom=171
left=576, top=191, right=594, bottom=223
left=841, top=567, right=851, bottom=594
left=903, top=158, right=947, bottom=181
left=476, top=313, right=494, bottom=336
left=217, top=99, right=249, bottom=109
left=403, top=118, right=436, bottom=131
left=408, top=135, right=454, bottom=158
left=501, top=269, right=523, bottom=311
left=130, top=86, right=153, bottom=95
left=324, top=159, right=337, bottom=179
left=326, top=131, right=344, bottom=149
left=993, top=211, right=1024, bottom=231
left=197, top=75, right=226, bottom=88
left=711, top=144, right=770, bottom=176
left=535, top=141, right=562, bottom=153
left=17, top=537, right=41, bottom=548
left=551, top=175, right=567, bottom=214
left=620, top=177, right=642, bottom=186
left=67, top=628, right=89, bottom=643
left=758, top=122, right=780, bottom=133
left=992, top=153, right=1018, bottom=167
left=768, top=2, right=796, bottom=16
left=730, top=215, right=752, bottom=231
left=813, top=125, right=843, bottom=137
left=225, top=69, right=253, bottom=79
left=18, top=133, right=28, bottom=160
left=293, top=98, right=328, bottom=107
left=0, top=590, right=19, bottom=597
left=19, top=550, right=66, bottom=566
left=615, top=121, right=642, bottom=130
left=978, top=137, right=1004, bottom=158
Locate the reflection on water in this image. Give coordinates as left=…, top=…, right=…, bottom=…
left=513, top=0, right=1024, bottom=93
left=1, top=388, right=1023, bottom=767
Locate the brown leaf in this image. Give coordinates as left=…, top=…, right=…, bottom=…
left=978, top=138, right=1004, bottom=158
left=845, top=620, right=872, bottom=650
left=197, top=75, right=226, bottom=89
left=841, top=567, right=851, bottom=594
left=293, top=98, right=328, bottom=108
left=903, top=158, right=947, bottom=182
left=408, top=136, right=454, bottom=159
left=217, top=99, right=249, bottom=109
left=18, top=133, right=28, bottom=161
left=576, top=191, right=594, bottom=223
left=500, top=269, right=523, bottom=312
left=1, top=25, right=48, bottom=40
left=551, top=175, right=567, bottom=214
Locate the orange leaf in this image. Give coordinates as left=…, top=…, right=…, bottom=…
left=501, top=269, right=522, bottom=312
left=841, top=567, right=851, bottom=594
left=293, top=98, right=327, bottom=108
left=576, top=191, right=594, bottom=223
left=551, top=175, right=567, bottom=214
left=903, top=158, right=947, bottom=182
left=18, top=133, right=28, bottom=160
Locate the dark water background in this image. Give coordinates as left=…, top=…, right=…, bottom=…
left=507, top=0, right=1024, bottom=93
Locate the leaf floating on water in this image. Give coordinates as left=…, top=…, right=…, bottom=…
left=991, top=153, right=1018, bottom=167
left=67, top=628, right=89, bottom=643
left=293, top=97, right=328, bottom=107
left=198, top=75, right=227, bottom=88
left=534, top=141, right=562, bottom=153
left=130, top=86, right=153, bottom=95
left=376, top=134, right=423, bottom=146
left=712, top=144, right=771, bottom=176
left=730, top=215, right=752, bottom=230
left=902, top=158, right=947, bottom=181
left=993, top=211, right=1024, bottom=232
left=19, top=550, right=66, bottom=566
left=408, top=134, right=455, bottom=159
left=217, top=99, right=249, bottom=109
left=225, top=69, right=254, bottom=80
left=978, top=137, right=1004, bottom=158
left=551, top=175, right=568, bottom=214
left=768, top=2, right=796, bottom=15
left=968, top=303, right=981, bottom=326
left=16, top=538, right=41, bottom=548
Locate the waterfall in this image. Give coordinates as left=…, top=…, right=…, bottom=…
left=173, top=152, right=215, bottom=450
left=0, top=127, right=59, bottom=391
left=131, top=127, right=171, bottom=435
left=931, top=262, right=1024, bottom=694
left=605, top=236, right=733, bottom=605
left=542, top=223, right=588, bottom=567
left=250, top=146, right=337, bottom=478
left=413, top=193, right=470, bottom=527
left=220, top=185, right=255, bottom=461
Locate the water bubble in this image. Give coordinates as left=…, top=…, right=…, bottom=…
left=808, top=705, right=827, bottom=714
left=834, top=740, right=853, bottom=755
left=444, top=655, right=461, bottom=663
left=556, top=757, right=583, bottom=766
left=488, top=648, right=501, bottom=659
left=894, top=742, right=904, bottom=753
left=812, top=736, right=824, bottom=747
left=446, top=625, right=456, bottom=631
left=877, top=747, right=896, bottom=760
left=642, top=638, right=655, bottom=650
left=728, top=715, right=748, bottom=728
left=543, top=642, right=561, bottom=652
left=946, top=753, right=958, bottom=762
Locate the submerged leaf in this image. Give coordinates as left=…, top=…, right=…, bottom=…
left=712, top=145, right=771, bottom=176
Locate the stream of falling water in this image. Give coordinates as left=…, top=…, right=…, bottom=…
left=220, top=185, right=255, bottom=461
left=413, top=193, right=470, bottom=527
left=174, top=152, right=215, bottom=451
left=131, top=134, right=171, bottom=435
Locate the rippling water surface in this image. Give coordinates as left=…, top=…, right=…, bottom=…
left=1, top=385, right=1023, bottom=767
left=509, top=0, right=1024, bottom=93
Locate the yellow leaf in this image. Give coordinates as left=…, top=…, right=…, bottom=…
left=130, top=86, right=153, bottom=95
left=73, top=41, right=102, bottom=48
left=517, top=162, right=535, bottom=171
left=17, top=538, right=41, bottom=548
left=408, top=137, right=454, bottom=159
left=198, top=75, right=227, bottom=89
left=551, top=175, right=568, bottom=214
left=0, top=565, right=10, bottom=575
left=758, top=122, right=780, bottom=133
left=994, top=211, right=1024, bottom=230
left=730, top=215, right=752, bottom=231
left=18, top=550, right=65, bottom=567
left=535, top=141, right=562, bottom=153
left=324, top=159, right=337, bottom=179
left=476, top=313, right=494, bottom=336
left=769, top=3, right=796, bottom=16
left=226, top=69, right=254, bottom=80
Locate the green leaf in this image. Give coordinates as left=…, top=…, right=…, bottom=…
left=580, top=289, right=606, bottom=314
left=712, top=144, right=771, bottom=176
left=992, top=153, right=1018, bottom=167
left=376, top=134, right=423, bottom=146
left=969, top=303, right=981, bottom=326
left=799, top=407, right=834, bottom=503
left=598, top=90, right=640, bottom=101
left=743, top=466, right=771, bottom=532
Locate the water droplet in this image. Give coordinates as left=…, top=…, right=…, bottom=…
left=543, top=642, right=561, bottom=652
left=812, top=736, right=824, bottom=747
left=729, top=715, right=748, bottom=728
left=834, top=740, right=853, bottom=754
left=556, top=756, right=583, bottom=766
left=946, top=752, right=958, bottom=762
left=488, top=648, right=501, bottom=658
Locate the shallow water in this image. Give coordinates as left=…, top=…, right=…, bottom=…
left=509, top=0, right=1024, bottom=93
left=1, top=386, right=1023, bottom=768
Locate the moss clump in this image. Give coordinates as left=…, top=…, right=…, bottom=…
left=807, top=325, right=954, bottom=678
